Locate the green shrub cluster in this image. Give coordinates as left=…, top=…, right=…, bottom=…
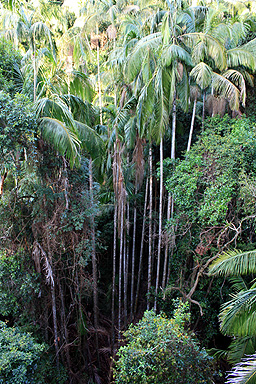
left=114, top=302, right=213, bottom=383
left=0, top=321, right=45, bottom=384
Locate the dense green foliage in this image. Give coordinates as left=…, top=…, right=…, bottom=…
left=0, top=38, right=21, bottom=95
left=0, top=0, right=256, bottom=383
left=166, top=115, right=256, bottom=228
left=114, top=303, right=213, bottom=383
left=0, top=321, right=45, bottom=384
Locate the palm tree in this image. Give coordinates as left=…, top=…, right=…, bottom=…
left=183, top=6, right=256, bottom=128
left=209, top=249, right=256, bottom=383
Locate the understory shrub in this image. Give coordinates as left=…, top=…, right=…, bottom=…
left=0, top=322, right=67, bottom=384
left=114, top=302, right=213, bottom=383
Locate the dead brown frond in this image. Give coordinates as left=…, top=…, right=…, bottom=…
left=32, top=241, right=54, bottom=286
left=206, top=95, right=226, bottom=117
left=106, top=25, right=117, bottom=41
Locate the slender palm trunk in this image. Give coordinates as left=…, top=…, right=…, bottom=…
left=112, top=142, right=118, bottom=350
left=89, top=158, right=99, bottom=365
left=111, top=203, right=117, bottom=351
left=96, top=24, right=103, bottom=125
left=124, top=200, right=129, bottom=328
left=162, top=194, right=171, bottom=289
left=59, top=281, right=71, bottom=371
left=147, top=144, right=153, bottom=309
left=187, top=97, right=197, bottom=152
left=162, top=94, right=176, bottom=289
left=130, top=184, right=137, bottom=321
left=202, top=90, right=206, bottom=131
left=118, top=195, right=124, bottom=341
left=135, top=177, right=149, bottom=314
left=51, top=283, right=59, bottom=368
left=171, top=93, right=176, bottom=160
left=33, top=43, right=37, bottom=102
left=154, top=136, right=163, bottom=311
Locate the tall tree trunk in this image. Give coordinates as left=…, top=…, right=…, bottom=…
left=162, top=94, right=176, bottom=289
left=154, top=136, right=163, bottom=311
left=135, top=177, right=149, bottom=314
left=202, top=90, right=206, bottom=131
left=130, top=184, right=137, bottom=321
left=59, top=281, right=71, bottom=372
left=187, top=97, right=197, bottom=152
left=0, top=171, right=7, bottom=197
left=89, top=158, right=99, bottom=367
left=96, top=24, right=103, bottom=125
left=111, top=203, right=117, bottom=351
left=51, top=283, right=59, bottom=368
left=112, top=142, right=119, bottom=350
left=147, top=144, right=153, bottom=309
left=124, top=200, right=129, bottom=329
left=118, top=195, right=124, bottom=342
left=33, top=42, right=37, bottom=102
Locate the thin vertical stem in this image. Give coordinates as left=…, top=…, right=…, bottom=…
left=130, top=184, right=137, bottom=321
left=147, top=145, right=153, bottom=309
left=135, top=177, right=149, bottom=314
left=163, top=94, right=176, bottom=289
left=96, top=24, right=103, bottom=125
left=111, top=203, right=117, bottom=351
left=202, top=90, right=206, bottom=131
left=118, top=196, right=124, bottom=342
left=124, top=200, right=129, bottom=329
left=89, top=158, right=99, bottom=367
left=187, top=97, right=197, bottom=152
left=154, top=136, right=163, bottom=311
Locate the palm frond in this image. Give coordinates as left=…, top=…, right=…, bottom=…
left=229, top=22, right=249, bottom=48
left=70, top=71, right=95, bottom=103
left=220, top=288, right=256, bottom=336
left=222, top=70, right=246, bottom=106
left=229, top=276, right=248, bottom=293
left=226, top=353, right=256, bottom=384
left=126, top=32, right=161, bottom=82
left=161, top=44, right=192, bottom=67
left=212, top=72, right=240, bottom=111
left=241, top=38, right=256, bottom=59
left=182, top=33, right=226, bottom=70
left=75, top=121, right=105, bottom=160
left=190, top=62, right=213, bottom=90
left=209, top=249, right=256, bottom=276
left=40, top=117, right=80, bottom=167
left=211, top=23, right=231, bottom=45
left=227, top=48, right=255, bottom=71
left=228, top=336, right=256, bottom=365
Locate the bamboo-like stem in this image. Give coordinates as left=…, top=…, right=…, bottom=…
left=162, top=95, right=176, bottom=289
left=111, top=203, right=117, bottom=351
left=33, top=42, right=37, bottom=102
left=130, top=183, right=137, bottom=321
left=59, top=281, right=71, bottom=372
left=118, top=196, right=124, bottom=342
left=96, top=23, right=103, bottom=125
left=202, top=90, right=206, bottom=131
left=147, top=145, right=153, bottom=309
left=124, top=200, right=129, bottom=328
left=135, top=177, right=149, bottom=314
left=154, top=136, right=164, bottom=311
left=89, top=158, right=99, bottom=367
left=187, top=97, right=197, bottom=152
left=51, top=283, right=59, bottom=368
